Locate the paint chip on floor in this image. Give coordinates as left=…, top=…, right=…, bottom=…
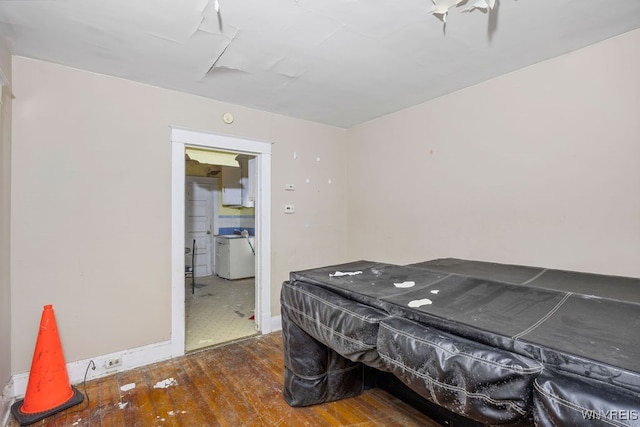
left=431, top=289, right=440, bottom=294
left=120, top=383, right=136, bottom=392
left=154, top=378, right=178, bottom=389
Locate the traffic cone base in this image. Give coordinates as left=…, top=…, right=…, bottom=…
left=10, top=386, right=84, bottom=426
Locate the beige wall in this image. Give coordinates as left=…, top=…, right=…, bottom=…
left=347, top=28, right=640, bottom=277
left=0, top=35, right=12, bottom=391
left=9, top=27, right=640, bottom=378
left=10, top=57, right=348, bottom=373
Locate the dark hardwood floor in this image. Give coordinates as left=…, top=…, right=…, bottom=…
left=8, top=333, right=440, bottom=426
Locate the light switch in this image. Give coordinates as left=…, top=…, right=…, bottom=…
left=284, top=205, right=295, bottom=214
left=285, top=184, right=295, bottom=191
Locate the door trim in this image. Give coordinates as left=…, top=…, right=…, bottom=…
left=170, top=127, right=272, bottom=357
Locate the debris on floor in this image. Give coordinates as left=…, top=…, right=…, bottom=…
left=120, top=383, right=135, bottom=392
left=154, top=378, right=178, bottom=389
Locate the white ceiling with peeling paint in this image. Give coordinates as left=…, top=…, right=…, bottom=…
left=1, top=0, right=639, bottom=128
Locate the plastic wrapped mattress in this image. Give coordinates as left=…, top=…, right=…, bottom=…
left=281, top=259, right=640, bottom=426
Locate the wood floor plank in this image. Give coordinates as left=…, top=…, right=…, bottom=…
left=6, top=333, right=440, bottom=426
left=143, top=361, right=185, bottom=426
left=79, top=379, right=102, bottom=426
left=117, top=366, right=160, bottom=426
left=188, top=355, right=248, bottom=426
left=359, top=389, right=441, bottom=427
left=99, top=368, right=127, bottom=427
left=198, top=340, right=292, bottom=426
left=165, top=358, right=219, bottom=425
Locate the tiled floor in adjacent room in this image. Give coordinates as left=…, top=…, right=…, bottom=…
left=185, top=274, right=257, bottom=352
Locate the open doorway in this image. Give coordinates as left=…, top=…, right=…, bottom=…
left=184, top=152, right=257, bottom=351
left=170, top=128, right=272, bottom=358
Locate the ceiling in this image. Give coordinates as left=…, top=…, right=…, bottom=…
left=1, top=0, right=639, bottom=128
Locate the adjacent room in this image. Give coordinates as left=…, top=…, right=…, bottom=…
left=1, top=0, right=639, bottom=425
left=183, top=148, right=258, bottom=351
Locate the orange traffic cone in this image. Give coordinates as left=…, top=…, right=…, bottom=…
left=11, top=305, right=84, bottom=426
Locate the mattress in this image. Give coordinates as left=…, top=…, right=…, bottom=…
left=281, top=259, right=640, bottom=425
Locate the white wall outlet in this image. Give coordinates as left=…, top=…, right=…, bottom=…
left=106, top=357, right=122, bottom=369
left=284, top=205, right=295, bottom=214
left=285, top=184, right=295, bottom=191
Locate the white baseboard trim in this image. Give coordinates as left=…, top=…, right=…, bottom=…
left=1, top=378, right=14, bottom=427
left=10, top=340, right=172, bottom=400
left=8, top=314, right=283, bottom=403
left=270, top=315, right=282, bottom=332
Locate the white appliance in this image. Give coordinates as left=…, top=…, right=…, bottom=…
left=215, top=235, right=255, bottom=279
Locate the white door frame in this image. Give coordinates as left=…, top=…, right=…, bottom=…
left=171, top=127, right=272, bottom=357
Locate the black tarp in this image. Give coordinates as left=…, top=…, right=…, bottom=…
left=282, top=259, right=640, bottom=425
left=289, top=259, right=640, bottom=390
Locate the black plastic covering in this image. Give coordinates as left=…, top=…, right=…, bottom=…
left=533, top=371, right=640, bottom=427
left=378, top=317, right=541, bottom=424
left=281, top=259, right=640, bottom=426
left=282, top=309, right=365, bottom=407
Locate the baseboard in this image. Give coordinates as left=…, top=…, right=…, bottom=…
left=10, top=340, right=172, bottom=400
left=1, top=377, right=14, bottom=427
left=270, top=314, right=282, bottom=332
left=9, top=315, right=283, bottom=402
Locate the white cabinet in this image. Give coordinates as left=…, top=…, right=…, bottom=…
left=221, top=166, right=242, bottom=206
left=238, top=155, right=256, bottom=208
left=221, top=156, right=256, bottom=207
left=215, top=236, right=255, bottom=279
